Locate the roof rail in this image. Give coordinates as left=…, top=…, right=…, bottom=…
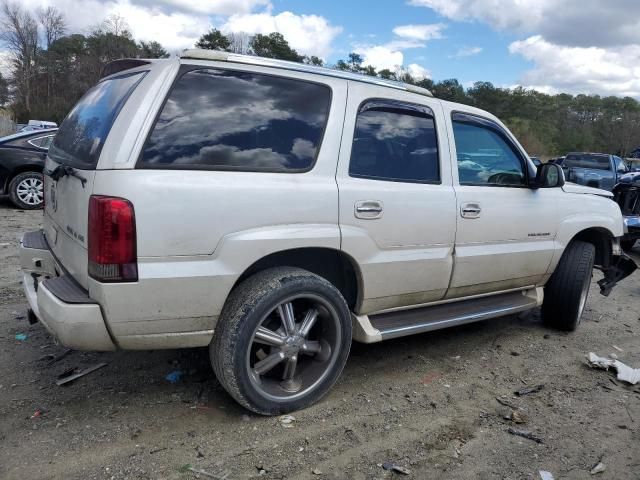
left=180, top=49, right=433, bottom=97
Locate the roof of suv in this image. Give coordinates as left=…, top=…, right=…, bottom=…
left=180, top=49, right=433, bottom=98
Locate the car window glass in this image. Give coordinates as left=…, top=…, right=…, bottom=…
left=139, top=69, right=331, bottom=172
left=452, top=118, right=525, bottom=186
left=615, top=157, right=627, bottom=173
left=349, top=102, right=439, bottom=183
left=563, top=154, right=610, bottom=171
left=50, top=71, right=147, bottom=170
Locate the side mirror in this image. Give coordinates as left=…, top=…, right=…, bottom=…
left=533, top=163, right=565, bottom=188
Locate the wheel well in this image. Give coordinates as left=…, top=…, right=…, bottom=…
left=233, top=248, right=362, bottom=311
left=4, top=166, right=42, bottom=193
left=571, top=227, right=612, bottom=267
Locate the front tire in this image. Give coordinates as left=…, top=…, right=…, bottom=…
left=211, top=267, right=352, bottom=415
left=542, top=240, right=595, bottom=331
left=8, top=172, right=44, bottom=210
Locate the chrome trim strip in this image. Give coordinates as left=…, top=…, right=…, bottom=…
left=368, top=285, right=537, bottom=316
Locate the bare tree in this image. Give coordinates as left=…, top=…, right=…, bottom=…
left=37, top=6, right=65, bottom=109
left=0, top=1, right=39, bottom=113
left=102, top=13, right=129, bottom=37
left=37, top=6, right=65, bottom=49
left=227, top=32, right=252, bottom=54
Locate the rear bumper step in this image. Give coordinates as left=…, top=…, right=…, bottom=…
left=355, top=288, right=542, bottom=343
left=20, top=230, right=116, bottom=351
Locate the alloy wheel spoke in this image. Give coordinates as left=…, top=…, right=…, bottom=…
left=254, top=326, right=286, bottom=347
left=253, top=351, right=286, bottom=375
left=298, top=308, right=318, bottom=338
left=301, top=340, right=321, bottom=355
left=277, top=302, right=296, bottom=335
left=282, top=355, right=297, bottom=380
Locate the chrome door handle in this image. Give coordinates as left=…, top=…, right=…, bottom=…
left=461, top=202, right=481, bottom=219
left=355, top=200, right=383, bottom=219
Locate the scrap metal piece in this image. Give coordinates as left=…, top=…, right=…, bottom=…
left=587, top=353, right=640, bottom=385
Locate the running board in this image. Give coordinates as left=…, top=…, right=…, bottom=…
left=352, top=288, right=542, bottom=343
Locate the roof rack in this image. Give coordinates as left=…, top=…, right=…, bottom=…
left=180, top=49, right=433, bottom=98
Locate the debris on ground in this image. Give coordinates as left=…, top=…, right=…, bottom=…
left=508, top=410, right=527, bottom=424
left=187, top=466, right=231, bottom=478
left=165, top=370, right=184, bottom=383
left=56, top=363, right=108, bottom=386
left=506, top=427, right=543, bottom=443
left=590, top=461, right=606, bottom=475
left=382, top=462, right=411, bottom=475
left=514, top=384, right=544, bottom=396
left=30, top=408, right=44, bottom=419
left=495, top=396, right=518, bottom=409
left=46, top=349, right=72, bottom=366
left=539, top=471, right=554, bottom=480
left=14, top=333, right=27, bottom=341
left=312, top=468, right=322, bottom=475
left=587, top=353, right=640, bottom=385
left=278, top=415, right=296, bottom=428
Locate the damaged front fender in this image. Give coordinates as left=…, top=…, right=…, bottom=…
left=596, top=252, right=637, bottom=296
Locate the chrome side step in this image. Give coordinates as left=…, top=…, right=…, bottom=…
left=353, top=288, right=542, bottom=343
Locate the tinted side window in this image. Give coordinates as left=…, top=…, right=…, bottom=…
left=50, top=71, right=146, bottom=170
left=349, top=101, right=439, bottom=183
left=139, top=69, right=331, bottom=172
left=452, top=116, right=526, bottom=186
left=563, top=154, right=610, bottom=170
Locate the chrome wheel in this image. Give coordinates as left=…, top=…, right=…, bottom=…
left=16, top=177, right=43, bottom=206
left=246, top=293, right=342, bottom=402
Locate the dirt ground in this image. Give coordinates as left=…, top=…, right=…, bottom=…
left=1, top=198, right=639, bottom=480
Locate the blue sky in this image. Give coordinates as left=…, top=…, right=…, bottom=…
left=15, top=0, right=640, bottom=98
left=285, top=0, right=531, bottom=86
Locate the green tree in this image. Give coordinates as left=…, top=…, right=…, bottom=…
left=303, top=55, right=323, bottom=66
left=138, top=40, right=169, bottom=58
left=250, top=32, right=303, bottom=62
left=195, top=28, right=231, bottom=51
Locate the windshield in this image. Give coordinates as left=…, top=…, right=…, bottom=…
left=563, top=153, right=610, bottom=171
left=49, top=71, right=146, bottom=170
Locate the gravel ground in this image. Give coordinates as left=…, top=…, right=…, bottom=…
left=1, top=198, right=639, bottom=480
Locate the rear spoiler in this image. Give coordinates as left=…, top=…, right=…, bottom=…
left=100, top=59, right=151, bottom=79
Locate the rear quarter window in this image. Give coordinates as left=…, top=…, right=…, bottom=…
left=49, top=71, right=147, bottom=170
left=138, top=68, right=332, bottom=172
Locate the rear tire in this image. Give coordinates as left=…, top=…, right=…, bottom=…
left=621, top=239, right=636, bottom=252
left=8, top=172, right=44, bottom=210
left=211, top=267, right=352, bottom=415
left=542, top=240, right=595, bottom=331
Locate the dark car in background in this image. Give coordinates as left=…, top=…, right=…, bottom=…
left=561, top=152, right=629, bottom=191
left=613, top=172, right=640, bottom=251
left=0, top=128, right=57, bottom=209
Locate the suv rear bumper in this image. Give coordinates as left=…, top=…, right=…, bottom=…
left=20, top=230, right=116, bottom=351
left=623, top=215, right=640, bottom=238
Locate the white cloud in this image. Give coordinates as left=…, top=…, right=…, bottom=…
left=409, top=0, right=640, bottom=48
left=392, top=23, right=446, bottom=41
left=450, top=46, right=482, bottom=58
left=407, top=63, right=430, bottom=79
left=16, top=0, right=278, bottom=52
left=221, top=11, right=342, bottom=58
left=355, top=45, right=404, bottom=71
left=509, top=36, right=640, bottom=97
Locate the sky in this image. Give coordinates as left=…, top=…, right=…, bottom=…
left=13, top=0, right=640, bottom=98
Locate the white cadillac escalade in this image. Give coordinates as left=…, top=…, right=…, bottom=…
left=20, top=50, right=637, bottom=414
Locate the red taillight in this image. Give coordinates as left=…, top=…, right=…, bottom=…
left=88, top=195, right=137, bottom=282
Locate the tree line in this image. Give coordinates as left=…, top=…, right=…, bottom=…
left=1, top=2, right=638, bottom=157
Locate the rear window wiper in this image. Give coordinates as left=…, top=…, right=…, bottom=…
left=43, top=165, right=87, bottom=188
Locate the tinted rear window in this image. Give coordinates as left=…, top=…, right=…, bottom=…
left=563, top=154, right=610, bottom=170
left=49, top=71, right=146, bottom=170
left=139, top=68, right=331, bottom=172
